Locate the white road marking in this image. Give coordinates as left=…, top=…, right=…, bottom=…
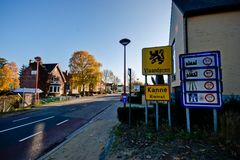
left=56, top=119, right=69, bottom=126
left=0, top=116, right=55, bottom=133
left=12, top=117, right=30, bottom=123
left=19, top=131, right=42, bottom=142
left=70, top=108, right=76, bottom=111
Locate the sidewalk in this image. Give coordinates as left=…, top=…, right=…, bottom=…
left=39, top=101, right=120, bottom=160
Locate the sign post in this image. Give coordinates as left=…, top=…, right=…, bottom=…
left=142, top=46, right=172, bottom=130
left=179, top=51, right=222, bottom=133
left=128, top=68, right=132, bottom=127
left=167, top=75, right=172, bottom=127
left=145, top=75, right=148, bottom=126
left=213, top=109, right=217, bottom=133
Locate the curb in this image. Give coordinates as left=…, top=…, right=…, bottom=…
left=99, top=125, right=117, bottom=160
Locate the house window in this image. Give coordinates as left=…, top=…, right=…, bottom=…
left=31, top=70, right=37, bottom=75
left=49, top=85, right=60, bottom=93
left=49, top=86, right=53, bottom=92
left=51, top=77, right=59, bottom=84
left=172, top=40, right=176, bottom=81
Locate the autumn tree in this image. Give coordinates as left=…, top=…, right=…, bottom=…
left=69, top=51, right=102, bottom=95
left=0, top=59, right=19, bottom=92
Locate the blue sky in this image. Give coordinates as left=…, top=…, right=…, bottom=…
left=0, top=0, right=172, bottom=83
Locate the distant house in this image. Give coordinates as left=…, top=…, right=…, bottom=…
left=20, top=57, right=66, bottom=97
left=117, top=85, right=124, bottom=93
left=63, top=72, right=105, bottom=95
left=105, top=83, right=113, bottom=93
left=169, top=0, right=240, bottom=100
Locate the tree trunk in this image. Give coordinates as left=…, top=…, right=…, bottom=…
left=82, top=84, right=85, bottom=96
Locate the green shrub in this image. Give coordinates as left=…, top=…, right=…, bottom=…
left=117, top=107, right=155, bottom=125
left=219, top=97, right=240, bottom=156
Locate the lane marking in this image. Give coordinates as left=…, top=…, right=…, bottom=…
left=56, top=119, right=69, bottom=126
left=0, top=116, right=55, bottom=133
left=12, top=117, right=30, bottom=123
left=19, top=131, right=42, bottom=142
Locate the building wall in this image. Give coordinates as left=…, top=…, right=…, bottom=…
left=49, top=66, right=65, bottom=95
left=20, top=67, right=36, bottom=88
left=187, top=11, right=240, bottom=95
left=21, top=64, right=66, bottom=96
left=169, top=3, right=185, bottom=88
left=52, top=67, right=65, bottom=95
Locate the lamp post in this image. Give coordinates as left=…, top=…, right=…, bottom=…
left=119, top=38, right=130, bottom=107
left=34, top=56, right=41, bottom=104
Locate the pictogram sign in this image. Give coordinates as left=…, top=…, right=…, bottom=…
left=180, top=51, right=222, bottom=108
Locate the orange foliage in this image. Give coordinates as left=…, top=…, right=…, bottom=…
left=69, top=51, right=102, bottom=90
left=0, top=62, right=19, bottom=91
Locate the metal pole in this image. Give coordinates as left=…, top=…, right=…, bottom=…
left=35, top=61, right=39, bottom=104
left=124, top=45, right=126, bottom=107
left=145, top=75, right=148, bottom=126
left=129, top=68, right=131, bottom=127
left=168, top=75, right=172, bottom=127
left=186, top=108, right=191, bottom=133
left=213, top=109, right=218, bottom=133
left=156, top=101, right=159, bottom=131
left=155, top=76, right=159, bottom=131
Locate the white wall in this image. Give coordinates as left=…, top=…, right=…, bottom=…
left=169, top=3, right=185, bottom=88
left=188, top=11, right=240, bottom=95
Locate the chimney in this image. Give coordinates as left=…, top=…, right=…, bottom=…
left=34, top=56, right=42, bottom=65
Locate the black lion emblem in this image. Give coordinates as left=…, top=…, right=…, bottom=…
left=149, top=49, right=164, bottom=64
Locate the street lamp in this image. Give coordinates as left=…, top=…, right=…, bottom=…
left=34, top=56, right=41, bottom=104
left=119, top=38, right=130, bottom=107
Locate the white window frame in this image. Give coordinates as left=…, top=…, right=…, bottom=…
left=49, top=85, right=60, bottom=93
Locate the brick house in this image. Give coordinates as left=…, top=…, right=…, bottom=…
left=20, top=57, right=66, bottom=97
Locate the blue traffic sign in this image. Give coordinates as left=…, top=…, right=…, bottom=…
left=180, top=51, right=222, bottom=108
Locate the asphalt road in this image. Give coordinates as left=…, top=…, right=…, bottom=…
left=0, top=94, right=119, bottom=160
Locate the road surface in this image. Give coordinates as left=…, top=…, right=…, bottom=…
left=0, top=95, right=119, bottom=160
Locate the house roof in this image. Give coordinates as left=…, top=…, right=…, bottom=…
left=42, top=63, right=58, bottom=72
left=42, top=63, right=66, bottom=83
left=173, top=0, right=240, bottom=17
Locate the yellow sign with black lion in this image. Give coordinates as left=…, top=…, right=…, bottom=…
left=142, top=46, right=172, bottom=75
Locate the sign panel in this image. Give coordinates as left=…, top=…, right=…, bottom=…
left=134, top=85, right=140, bottom=92
left=182, top=92, right=222, bottom=108
left=145, top=85, right=170, bottom=101
left=180, top=51, right=221, bottom=69
left=184, top=80, right=221, bottom=92
left=142, top=46, right=172, bottom=75
left=183, top=68, right=219, bottom=80
left=122, top=95, right=127, bottom=104
left=179, top=51, right=222, bottom=108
